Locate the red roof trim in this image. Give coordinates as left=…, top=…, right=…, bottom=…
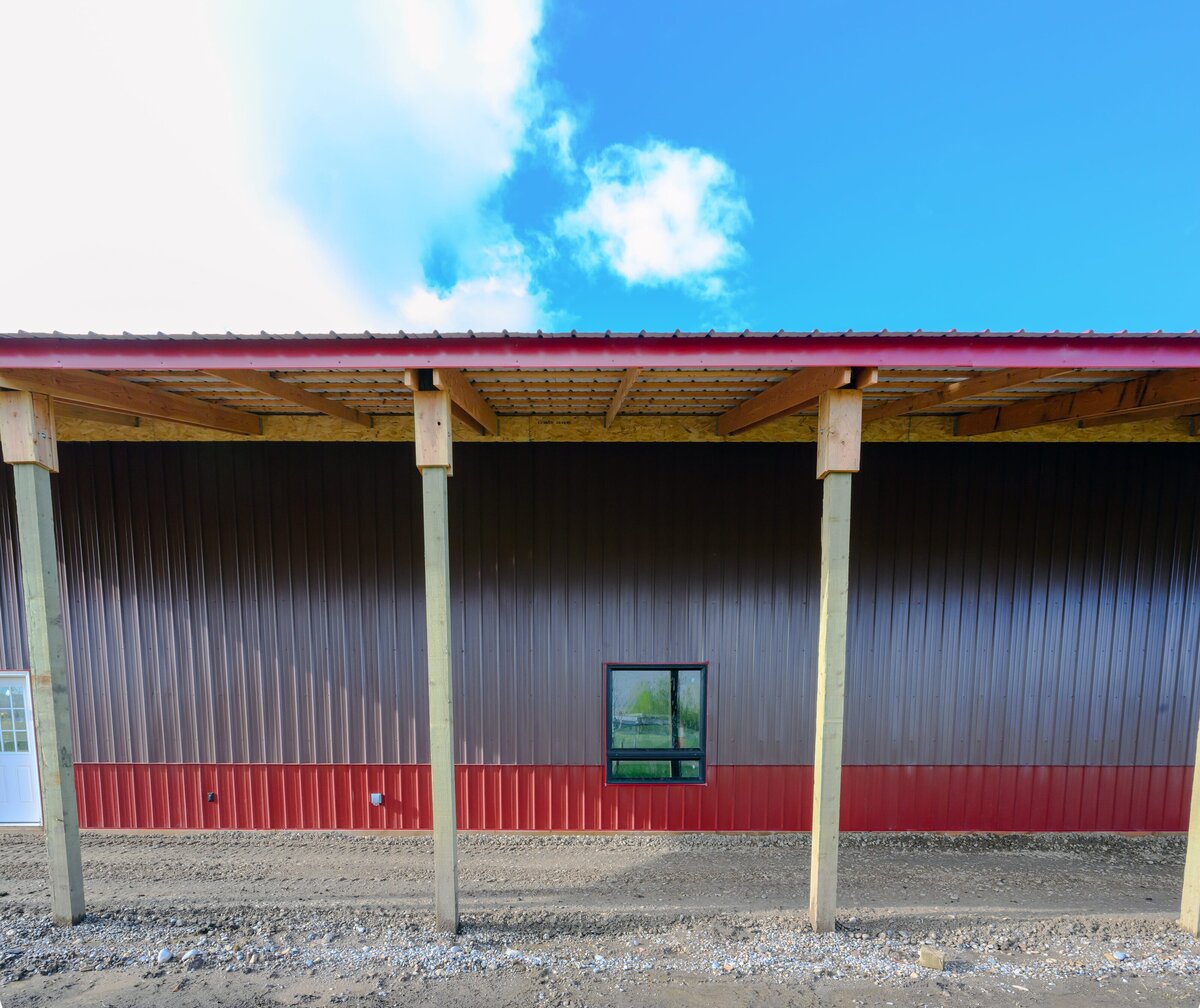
left=1, top=334, right=1199, bottom=369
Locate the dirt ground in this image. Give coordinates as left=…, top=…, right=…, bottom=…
left=0, top=830, right=1197, bottom=1006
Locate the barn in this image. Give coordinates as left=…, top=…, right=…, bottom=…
left=0, top=330, right=1198, bottom=936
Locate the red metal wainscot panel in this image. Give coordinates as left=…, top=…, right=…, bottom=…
left=73, top=764, right=1193, bottom=832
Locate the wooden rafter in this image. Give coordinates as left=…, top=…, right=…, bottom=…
left=0, top=369, right=260, bottom=435
left=1079, top=401, right=1200, bottom=427
left=404, top=368, right=499, bottom=436
left=716, top=367, right=854, bottom=436
left=863, top=368, right=1074, bottom=423
left=956, top=369, right=1200, bottom=436
left=436, top=368, right=499, bottom=436
left=54, top=401, right=139, bottom=428
left=205, top=370, right=370, bottom=428
left=605, top=368, right=641, bottom=428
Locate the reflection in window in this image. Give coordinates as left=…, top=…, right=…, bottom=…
left=606, top=665, right=706, bottom=783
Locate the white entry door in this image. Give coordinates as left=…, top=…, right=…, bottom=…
left=0, top=673, right=41, bottom=825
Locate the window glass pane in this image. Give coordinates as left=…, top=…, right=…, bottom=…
left=607, top=665, right=706, bottom=783
left=0, top=710, right=12, bottom=732
left=677, top=670, right=703, bottom=749
left=608, top=759, right=702, bottom=782
left=610, top=669, right=672, bottom=749
left=15, top=733, right=29, bottom=753
left=610, top=760, right=672, bottom=780
left=0, top=730, right=13, bottom=754
left=609, top=760, right=679, bottom=781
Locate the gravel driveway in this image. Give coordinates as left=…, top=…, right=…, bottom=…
left=1, top=830, right=1197, bottom=1006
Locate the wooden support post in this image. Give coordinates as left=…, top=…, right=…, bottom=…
left=411, top=375, right=459, bottom=933
left=808, top=388, right=861, bottom=933
left=1182, top=704, right=1200, bottom=936
left=0, top=393, right=85, bottom=926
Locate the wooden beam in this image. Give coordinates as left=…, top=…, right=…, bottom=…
left=864, top=368, right=1074, bottom=423
left=0, top=369, right=260, bottom=436
left=1182, top=703, right=1200, bottom=936
left=955, top=369, right=1200, bottom=436
left=809, top=388, right=861, bottom=933
left=853, top=366, right=880, bottom=390
left=0, top=394, right=86, bottom=925
left=605, top=368, right=641, bottom=428
left=53, top=401, right=140, bottom=428
left=413, top=388, right=459, bottom=933
left=717, top=367, right=853, bottom=436
left=205, top=370, right=370, bottom=428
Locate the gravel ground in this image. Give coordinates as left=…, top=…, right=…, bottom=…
left=0, top=830, right=1197, bottom=1006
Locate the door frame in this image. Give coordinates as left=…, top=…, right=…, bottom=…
left=1, top=670, right=42, bottom=826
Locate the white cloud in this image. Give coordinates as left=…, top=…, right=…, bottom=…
left=0, top=3, right=371, bottom=332
left=0, top=1, right=551, bottom=333
left=556, top=141, right=750, bottom=296
left=0, top=2, right=753, bottom=334
left=364, top=0, right=544, bottom=183
left=539, top=110, right=578, bottom=173
left=394, top=243, right=545, bottom=331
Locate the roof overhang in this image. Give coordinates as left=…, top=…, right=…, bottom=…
left=1, top=332, right=1198, bottom=370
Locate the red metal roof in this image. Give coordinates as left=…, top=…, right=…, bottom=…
left=1, top=330, right=1198, bottom=369
left=3, top=328, right=1199, bottom=342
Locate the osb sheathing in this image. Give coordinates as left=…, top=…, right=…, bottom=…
left=55, top=413, right=1197, bottom=444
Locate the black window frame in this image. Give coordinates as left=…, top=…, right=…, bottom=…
left=605, top=663, right=707, bottom=784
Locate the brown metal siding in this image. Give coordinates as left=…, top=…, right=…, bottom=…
left=849, top=447, right=1200, bottom=767
left=0, top=466, right=25, bottom=668
left=0, top=442, right=1196, bottom=768
left=448, top=443, right=821, bottom=767
left=50, top=443, right=430, bottom=765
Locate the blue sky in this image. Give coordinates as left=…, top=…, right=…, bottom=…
left=1, top=1, right=1196, bottom=333
left=514, top=1, right=1200, bottom=332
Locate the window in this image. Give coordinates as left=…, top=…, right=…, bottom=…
left=0, top=684, right=30, bottom=754
left=606, top=664, right=706, bottom=783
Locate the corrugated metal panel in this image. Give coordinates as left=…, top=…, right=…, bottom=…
left=50, top=443, right=429, bottom=765
left=72, top=763, right=1193, bottom=832
left=0, top=466, right=25, bottom=668
left=0, top=442, right=1197, bottom=770
left=447, top=442, right=822, bottom=767
left=848, top=445, right=1200, bottom=766
left=18, top=442, right=825, bottom=766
